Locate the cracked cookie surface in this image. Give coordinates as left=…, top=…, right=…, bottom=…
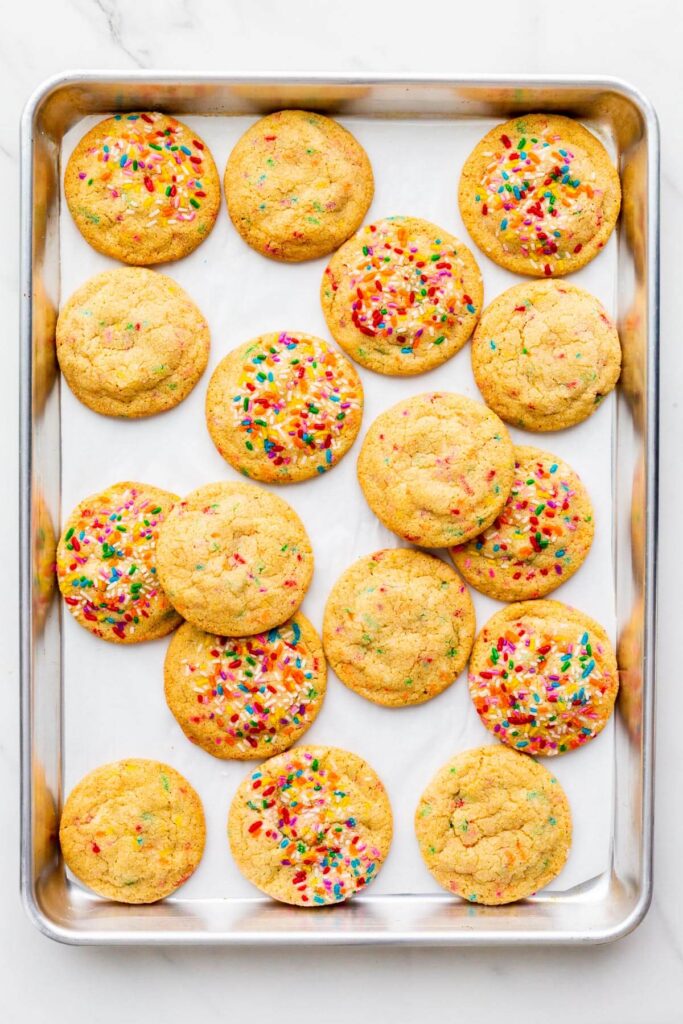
left=57, top=481, right=182, bottom=643
left=415, top=745, right=571, bottom=904
left=156, top=481, right=314, bottom=636
left=57, top=268, right=210, bottom=418
left=451, top=445, right=594, bottom=601
left=321, top=216, right=483, bottom=375
left=228, top=745, right=392, bottom=905
left=468, top=600, right=618, bottom=756
left=59, top=758, right=205, bottom=904
left=471, top=280, right=621, bottom=431
left=65, top=112, right=220, bottom=264
left=323, top=548, right=475, bottom=706
left=458, top=113, right=620, bottom=277
left=357, top=392, right=514, bottom=547
left=205, top=331, right=363, bottom=483
left=224, top=110, right=373, bottom=261
left=164, top=614, right=326, bottom=759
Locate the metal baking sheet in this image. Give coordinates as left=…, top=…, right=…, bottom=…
left=20, top=73, right=659, bottom=945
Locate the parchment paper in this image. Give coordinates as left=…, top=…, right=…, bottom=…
left=60, top=113, right=617, bottom=899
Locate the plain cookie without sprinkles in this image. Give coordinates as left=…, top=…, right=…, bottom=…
left=451, top=446, right=594, bottom=601
left=471, top=280, right=621, bottom=431
left=155, top=480, right=314, bottom=636
left=321, top=216, right=483, bottom=375
left=56, top=268, right=210, bottom=418
left=458, top=113, right=621, bottom=277
left=415, top=745, right=571, bottom=905
left=64, top=112, right=220, bottom=265
left=57, top=481, right=181, bottom=644
left=59, top=758, right=205, bottom=904
left=205, top=331, right=363, bottom=483
left=224, top=110, right=373, bottom=261
left=357, top=392, right=514, bottom=548
left=323, top=548, right=475, bottom=707
left=228, top=745, right=392, bottom=906
left=164, top=614, right=327, bottom=759
left=468, top=600, right=619, bottom=756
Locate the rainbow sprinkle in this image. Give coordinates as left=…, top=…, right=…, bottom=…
left=178, top=620, right=322, bottom=755
left=476, top=126, right=601, bottom=272
left=58, top=484, right=177, bottom=642
left=228, top=333, right=362, bottom=476
left=243, top=750, right=382, bottom=904
left=76, top=113, right=210, bottom=226
left=469, top=615, right=616, bottom=755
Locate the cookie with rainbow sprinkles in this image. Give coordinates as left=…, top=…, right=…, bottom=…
left=228, top=745, right=393, bottom=906
left=468, top=600, right=619, bottom=756
left=164, top=614, right=326, bottom=759
left=59, top=758, right=205, bottom=904
left=57, top=481, right=182, bottom=644
left=205, top=331, right=363, bottom=483
left=415, top=745, right=571, bottom=905
left=321, top=216, right=483, bottom=375
left=65, top=112, right=220, bottom=265
left=459, top=113, right=620, bottom=277
left=451, top=446, right=594, bottom=602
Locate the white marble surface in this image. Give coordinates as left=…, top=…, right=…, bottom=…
left=1, top=1, right=681, bottom=1021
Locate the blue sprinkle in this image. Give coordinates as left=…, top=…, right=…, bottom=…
left=291, top=621, right=301, bottom=643
left=549, top=463, right=558, bottom=473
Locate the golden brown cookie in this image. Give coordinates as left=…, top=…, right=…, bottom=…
left=57, top=268, right=210, bottom=418
left=164, top=614, right=326, bottom=759
left=205, top=331, right=363, bottom=483
left=451, top=446, right=594, bottom=601
left=459, top=113, right=621, bottom=277
left=64, top=113, right=220, bottom=264
left=323, top=549, right=475, bottom=706
left=415, top=745, right=571, bottom=905
left=471, top=280, right=621, bottom=431
left=321, top=216, right=483, bottom=375
left=228, top=745, right=392, bottom=905
left=59, top=758, right=205, bottom=904
left=468, top=600, right=618, bottom=756
left=224, top=110, right=373, bottom=261
left=357, top=392, right=514, bottom=547
left=156, top=481, right=314, bottom=636
left=57, top=481, right=182, bottom=644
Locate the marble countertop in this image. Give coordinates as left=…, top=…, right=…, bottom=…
left=2, top=1, right=681, bottom=1021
